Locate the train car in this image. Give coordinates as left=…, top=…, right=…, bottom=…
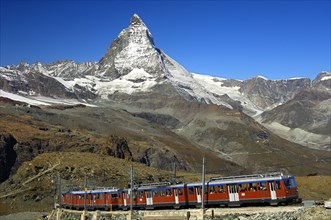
left=185, top=182, right=204, bottom=208
left=203, top=172, right=301, bottom=207
left=120, top=182, right=180, bottom=210
left=61, top=187, right=121, bottom=210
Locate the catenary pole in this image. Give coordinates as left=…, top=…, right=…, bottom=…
left=84, top=172, right=87, bottom=211
left=130, top=165, right=134, bottom=220
left=201, top=157, right=205, bottom=209
left=58, top=174, right=62, bottom=208
left=173, top=161, right=176, bottom=184
left=53, top=175, right=57, bottom=209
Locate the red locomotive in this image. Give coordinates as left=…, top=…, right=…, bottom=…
left=60, top=172, right=301, bottom=210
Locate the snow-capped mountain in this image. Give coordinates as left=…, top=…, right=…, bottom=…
left=1, top=14, right=330, bottom=151
left=0, top=14, right=246, bottom=111
left=0, top=14, right=326, bottom=114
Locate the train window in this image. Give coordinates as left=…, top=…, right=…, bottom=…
left=112, top=193, right=118, bottom=199
left=284, top=179, right=293, bottom=189
left=275, top=181, right=281, bottom=190
left=189, top=187, right=194, bottom=195
left=238, top=184, right=243, bottom=192
left=160, top=190, right=165, bottom=197
left=166, top=189, right=172, bottom=196
left=178, top=188, right=183, bottom=195
left=239, top=184, right=248, bottom=192
left=196, top=187, right=201, bottom=196
left=258, top=182, right=267, bottom=190
left=138, top=191, right=144, bottom=198
left=153, top=190, right=158, bottom=197
left=217, top=185, right=225, bottom=193
left=290, top=178, right=297, bottom=188
left=249, top=183, right=257, bottom=191
left=209, top=186, right=216, bottom=194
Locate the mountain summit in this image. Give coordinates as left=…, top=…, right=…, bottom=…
left=130, top=13, right=145, bottom=26
left=98, top=14, right=166, bottom=79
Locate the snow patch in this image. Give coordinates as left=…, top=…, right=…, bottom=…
left=191, top=73, right=262, bottom=114
left=0, top=90, right=97, bottom=107
left=288, top=77, right=304, bottom=80
left=321, top=75, right=331, bottom=81
left=0, top=90, right=50, bottom=106
left=123, top=68, right=153, bottom=81
left=256, top=75, right=268, bottom=80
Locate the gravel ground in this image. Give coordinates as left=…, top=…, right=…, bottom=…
left=0, top=212, right=48, bottom=220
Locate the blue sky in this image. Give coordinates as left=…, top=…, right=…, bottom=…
left=1, top=0, right=330, bottom=80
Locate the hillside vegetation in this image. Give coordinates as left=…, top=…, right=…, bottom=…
left=0, top=152, right=330, bottom=215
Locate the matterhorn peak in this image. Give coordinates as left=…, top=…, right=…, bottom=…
left=130, top=14, right=145, bottom=26
left=98, top=13, right=167, bottom=79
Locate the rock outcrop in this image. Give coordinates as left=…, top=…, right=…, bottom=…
left=0, top=133, right=17, bottom=182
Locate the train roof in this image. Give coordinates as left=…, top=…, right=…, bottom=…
left=187, top=172, right=294, bottom=186
left=64, top=187, right=120, bottom=194
left=62, top=172, right=295, bottom=193
left=122, top=182, right=174, bottom=191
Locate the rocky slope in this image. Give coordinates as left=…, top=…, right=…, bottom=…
left=259, top=71, right=331, bottom=150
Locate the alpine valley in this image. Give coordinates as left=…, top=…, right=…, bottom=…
left=0, top=14, right=330, bottom=213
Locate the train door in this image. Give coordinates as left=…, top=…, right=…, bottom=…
left=146, top=191, right=153, bottom=206
left=106, top=193, right=111, bottom=207
left=196, top=187, right=201, bottom=203
left=174, top=188, right=179, bottom=204
left=228, top=184, right=239, bottom=202
left=89, top=193, right=93, bottom=207
left=123, top=192, right=127, bottom=207
left=269, top=182, right=277, bottom=200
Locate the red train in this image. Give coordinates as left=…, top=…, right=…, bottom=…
left=60, top=172, right=301, bottom=210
